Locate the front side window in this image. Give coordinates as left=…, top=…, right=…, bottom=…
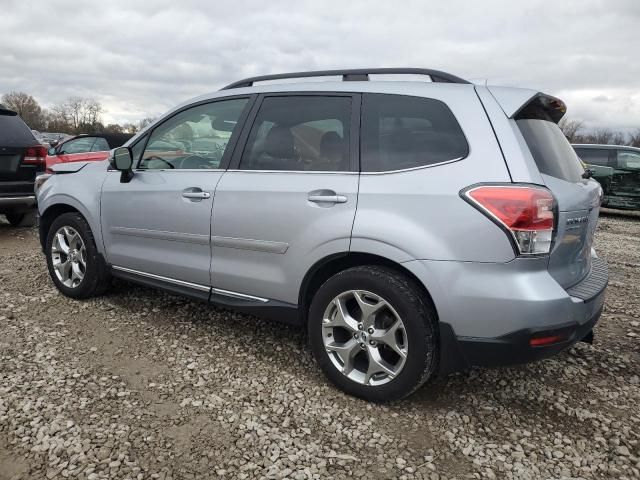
left=617, top=150, right=640, bottom=170
left=574, top=148, right=611, bottom=167
left=60, top=137, right=96, bottom=154
left=240, top=96, right=351, bottom=172
left=139, top=98, right=248, bottom=170
left=361, top=93, right=468, bottom=172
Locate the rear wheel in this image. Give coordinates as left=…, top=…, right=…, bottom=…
left=5, top=212, right=35, bottom=227
left=45, top=212, right=110, bottom=298
left=308, top=266, right=438, bottom=402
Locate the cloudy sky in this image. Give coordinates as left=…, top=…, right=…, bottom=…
left=1, top=0, right=638, bottom=130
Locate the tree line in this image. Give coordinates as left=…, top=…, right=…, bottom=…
left=0, top=91, right=155, bottom=135
left=558, top=118, right=639, bottom=147
left=2, top=90, right=639, bottom=147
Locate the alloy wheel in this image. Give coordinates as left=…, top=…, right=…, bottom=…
left=51, top=226, right=87, bottom=288
left=322, top=290, right=408, bottom=386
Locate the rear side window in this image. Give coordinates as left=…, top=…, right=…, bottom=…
left=360, top=93, right=468, bottom=172
left=240, top=96, right=351, bottom=172
left=573, top=148, right=611, bottom=167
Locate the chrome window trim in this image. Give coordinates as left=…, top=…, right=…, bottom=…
left=360, top=156, right=467, bottom=175
left=107, top=168, right=225, bottom=173
left=226, top=156, right=466, bottom=175
left=226, top=169, right=358, bottom=175
left=133, top=169, right=225, bottom=173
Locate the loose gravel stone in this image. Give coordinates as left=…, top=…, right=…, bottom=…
left=1, top=212, right=639, bottom=479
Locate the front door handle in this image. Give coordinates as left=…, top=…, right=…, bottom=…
left=182, top=188, right=211, bottom=200
left=308, top=194, right=347, bottom=204
left=307, top=188, right=347, bottom=206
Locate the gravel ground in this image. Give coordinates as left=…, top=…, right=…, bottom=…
left=1, top=212, right=639, bottom=480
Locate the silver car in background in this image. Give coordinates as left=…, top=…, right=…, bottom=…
left=35, top=68, right=607, bottom=401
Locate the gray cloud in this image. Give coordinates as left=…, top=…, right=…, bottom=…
left=1, top=0, right=638, bottom=129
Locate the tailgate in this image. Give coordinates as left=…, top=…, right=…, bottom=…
left=513, top=96, right=602, bottom=289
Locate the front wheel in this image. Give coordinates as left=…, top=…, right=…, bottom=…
left=45, top=212, right=110, bottom=299
left=308, top=266, right=438, bottom=402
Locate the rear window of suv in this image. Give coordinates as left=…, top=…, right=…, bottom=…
left=0, top=112, right=36, bottom=147
left=360, top=93, right=468, bottom=172
left=515, top=99, right=585, bottom=183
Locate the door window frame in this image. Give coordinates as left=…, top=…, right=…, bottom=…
left=228, top=92, right=361, bottom=173
left=132, top=94, right=257, bottom=171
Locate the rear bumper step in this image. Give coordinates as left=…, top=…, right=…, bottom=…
left=567, top=257, right=608, bottom=302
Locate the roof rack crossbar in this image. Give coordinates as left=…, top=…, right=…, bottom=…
left=220, top=68, right=470, bottom=90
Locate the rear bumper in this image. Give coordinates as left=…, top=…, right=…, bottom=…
left=402, top=256, right=608, bottom=374
left=0, top=195, right=37, bottom=213
left=443, top=300, right=603, bottom=371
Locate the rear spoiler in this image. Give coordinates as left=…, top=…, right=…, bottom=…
left=487, top=86, right=567, bottom=123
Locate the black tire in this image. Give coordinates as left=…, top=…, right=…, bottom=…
left=45, top=212, right=110, bottom=299
left=5, top=212, right=32, bottom=227
left=308, top=265, right=438, bottom=402
left=6, top=210, right=37, bottom=227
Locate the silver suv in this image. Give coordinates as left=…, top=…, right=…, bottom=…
left=36, top=68, right=608, bottom=401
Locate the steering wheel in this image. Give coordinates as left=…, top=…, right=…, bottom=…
left=178, top=154, right=213, bottom=169
left=143, top=155, right=175, bottom=169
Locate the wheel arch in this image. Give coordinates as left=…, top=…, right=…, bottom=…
left=39, top=203, right=83, bottom=251
left=298, top=251, right=439, bottom=325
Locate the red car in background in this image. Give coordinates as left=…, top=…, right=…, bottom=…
left=46, top=133, right=133, bottom=172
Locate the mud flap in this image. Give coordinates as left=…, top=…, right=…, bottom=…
left=581, top=330, right=594, bottom=344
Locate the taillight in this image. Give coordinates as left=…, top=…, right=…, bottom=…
left=462, top=185, right=555, bottom=255
left=23, top=145, right=48, bottom=166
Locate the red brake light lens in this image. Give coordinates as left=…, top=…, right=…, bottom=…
left=529, top=335, right=566, bottom=347
left=23, top=145, right=48, bottom=165
left=464, top=185, right=555, bottom=255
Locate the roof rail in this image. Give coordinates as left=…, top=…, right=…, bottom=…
left=220, top=68, right=470, bottom=90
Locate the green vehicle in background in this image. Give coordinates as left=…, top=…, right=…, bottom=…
left=573, top=144, right=640, bottom=210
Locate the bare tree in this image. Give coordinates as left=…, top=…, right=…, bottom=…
left=610, top=131, right=627, bottom=146
left=587, top=128, right=616, bottom=145
left=121, top=123, right=139, bottom=134
left=1, top=91, right=46, bottom=130
left=104, top=123, right=124, bottom=134
left=558, top=118, right=584, bottom=143
left=52, top=97, right=104, bottom=133
left=138, top=117, right=156, bottom=130
left=627, top=129, right=640, bottom=148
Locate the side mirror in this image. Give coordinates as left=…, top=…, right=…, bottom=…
left=113, top=147, right=134, bottom=183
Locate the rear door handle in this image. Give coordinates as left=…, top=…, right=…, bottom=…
left=308, top=194, right=347, bottom=204
left=182, top=188, right=211, bottom=200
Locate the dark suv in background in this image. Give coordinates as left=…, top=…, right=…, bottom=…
left=573, top=144, right=640, bottom=210
left=0, top=105, right=47, bottom=226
